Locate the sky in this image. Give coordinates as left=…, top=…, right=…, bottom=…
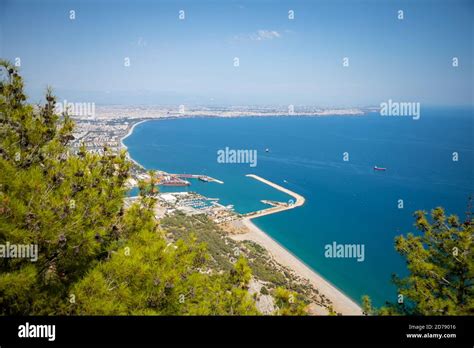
left=1, top=0, right=473, bottom=106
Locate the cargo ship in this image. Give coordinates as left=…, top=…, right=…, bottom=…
left=159, top=181, right=190, bottom=186
left=159, top=175, right=190, bottom=186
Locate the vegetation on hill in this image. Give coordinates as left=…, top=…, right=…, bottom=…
left=160, top=212, right=315, bottom=313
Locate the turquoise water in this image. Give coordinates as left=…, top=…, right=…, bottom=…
left=124, top=108, right=473, bottom=306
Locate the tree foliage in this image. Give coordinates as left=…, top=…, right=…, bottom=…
left=363, top=207, right=473, bottom=315
left=0, top=61, right=260, bottom=315
left=273, top=287, right=307, bottom=315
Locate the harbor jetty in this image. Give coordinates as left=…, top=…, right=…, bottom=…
left=243, top=174, right=305, bottom=219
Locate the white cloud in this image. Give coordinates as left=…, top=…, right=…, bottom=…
left=233, top=30, right=282, bottom=42
left=251, top=30, right=281, bottom=41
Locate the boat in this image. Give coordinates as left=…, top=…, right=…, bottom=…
left=265, top=148, right=270, bottom=153
left=199, top=176, right=211, bottom=182
left=158, top=180, right=191, bottom=186
left=159, top=180, right=190, bottom=186
left=159, top=176, right=191, bottom=186
left=373, top=166, right=386, bottom=171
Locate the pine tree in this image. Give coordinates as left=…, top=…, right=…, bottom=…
left=229, top=257, right=252, bottom=289
left=0, top=60, right=131, bottom=314
left=363, top=206, right=473, bottom=315
left=273, top=287, right=307, bottom=315
left=361, top=295, right=373, bottom=316
left=0, top=61, right=258, bottom=315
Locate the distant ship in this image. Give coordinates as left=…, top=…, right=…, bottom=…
left=373, top=166, right=387, bottom=171
left=159, top=175, right=190, bottom=186
left=159, top=180, right=190, bottom=186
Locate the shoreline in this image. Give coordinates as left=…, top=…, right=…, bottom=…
left=120, top=117, right=363, bottom=315
left=120, top=119, right=150, bottom=151
left=232, top=219, right=362, bottom=315
left=120, top=119, right=150, bottom=169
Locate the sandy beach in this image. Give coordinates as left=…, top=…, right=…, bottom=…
left=232, top=218, right=363, bottom=315
left=120, top=119, right=149, bottom=151
left=120, top=119, right=150, bottom=169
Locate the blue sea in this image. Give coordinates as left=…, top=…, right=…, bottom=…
left=124, top=107, right=473, bottom=307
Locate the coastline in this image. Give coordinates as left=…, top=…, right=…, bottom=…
left=232, top=219, right=363, bottom=315
left=120, top=117, right=363, bottom=315
left=120, top=119, right=150, bottom=169
left=120, top=119, right=150, bottom=151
